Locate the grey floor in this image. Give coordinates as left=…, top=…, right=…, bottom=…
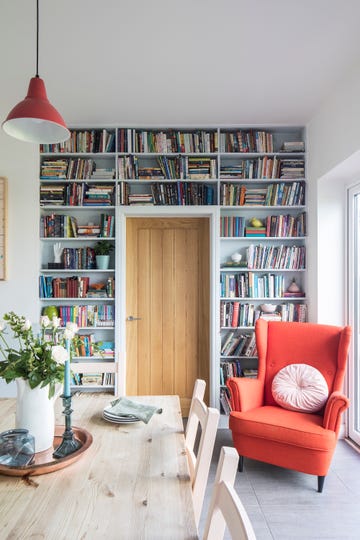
left=199, top=429, right=360, bottom=540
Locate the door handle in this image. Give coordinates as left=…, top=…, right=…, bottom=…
left=127, top=316, right=142, bottom=321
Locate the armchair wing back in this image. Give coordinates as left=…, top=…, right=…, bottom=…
left=227, top=319, right=352, bottom=492
left=259, top=320, right=351, bottom=410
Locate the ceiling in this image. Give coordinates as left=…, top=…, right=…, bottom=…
left=2, top=0, right=360, bottom=128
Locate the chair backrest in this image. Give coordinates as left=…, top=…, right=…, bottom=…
left=185, top=395, right=219, bottom=527
left=203, top=446, right=256, bottom=540
left=185, top=379, right=206, bottom=440
left=255, top=320, right=352, bottom=406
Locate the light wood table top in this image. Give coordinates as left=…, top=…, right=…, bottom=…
left=0, top=393, right=198, bottom=540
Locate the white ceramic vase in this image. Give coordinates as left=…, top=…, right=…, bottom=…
left=15, top=379, right=60, bottom=453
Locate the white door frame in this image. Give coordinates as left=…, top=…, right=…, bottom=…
left=116, top=205, right=220, bottom=409
left=347, top=183, right=360, bottom=446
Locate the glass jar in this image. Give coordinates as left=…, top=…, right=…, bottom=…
left=0, top=428, right=35, bottom=467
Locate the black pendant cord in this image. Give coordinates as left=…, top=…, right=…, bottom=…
left=36, top=0, right=39, bottom=77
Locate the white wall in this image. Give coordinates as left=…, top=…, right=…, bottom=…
left=0, top=130, right=39, bottom=395
left=307, top=62, right=360, bottom=325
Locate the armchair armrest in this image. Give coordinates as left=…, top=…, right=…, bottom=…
left=323, top=391, right=350, bottom=433
left=226, top=377, right=264, bottom=412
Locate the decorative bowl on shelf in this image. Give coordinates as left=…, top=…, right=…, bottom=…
left=231, top=252, right=242, bottom=263
left=260, top=304, right=277, bottom=313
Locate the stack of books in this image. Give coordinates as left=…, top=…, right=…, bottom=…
left=83, top=185, right=114, bottom=206
left=90, top=168, right=115, bottom=180
left=245, top=226, right=266, bottom=237
left=281, top=141, right=305, bottom=152
left=40, top=159, right=68, bottom=179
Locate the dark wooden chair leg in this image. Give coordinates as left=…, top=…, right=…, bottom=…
left=238, top=455, right=244, bottom=472
left=318, top=475, right=325, bottom=493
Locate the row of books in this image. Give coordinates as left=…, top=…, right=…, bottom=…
left=120, top=129, right=218, bottom=154
left=40, top=184, right=115, bottom=207
left=246, top=244, right=306, bottom=270
left=40, top=214, right=114, bottom=239
left=40, top=277, right=115, bottom=300
left=71, top=372, right=115, bottom=387
left=220, top=272, right=287, bottom=299
left=220, top=362, right=242, bottom=386
left=118, top=155, right=218, bottom=180
left=40, top=276, right=90, bottom=298
left=264, top=182, right=305, bottom=207
left=220, top=182, right=305, bottom=207
left=221, top=332, right=257, bottom=357
left=40, top=128, right=304, bottom=155
left=220, top=130, right=274, bottom=153
left=75, top=334, right=96, bottom=357
left=151, top=182, right=215, bottom=206
left=264, top=213, right=306, bottom=237
left=40, top=158, right=304, bottom=182
left=220, top=388, right=232, bottom=415
left=60, top=247, right=96, bottom=270
left=56, top=304, right=115, bottom=327
left=220, top=301, right=307, bottom=327
left=73, top=337, right=115, bottom=358
left=40, top=129, right=116, bottom=154
left=220, top=212, right=306, bottom=238
left=40, top=159, right=116, bottom=180
left=119, top=182, right=216, bottom=206
left=220, top=157, right=305, bottom=180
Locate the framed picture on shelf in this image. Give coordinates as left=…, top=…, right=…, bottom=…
left=0, top=177, right=7, bottom=280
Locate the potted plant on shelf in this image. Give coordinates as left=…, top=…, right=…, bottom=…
left=94, top=240, right=114, bottom=270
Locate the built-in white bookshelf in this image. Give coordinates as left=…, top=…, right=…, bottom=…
left=39, top=126, right=307, bottom=410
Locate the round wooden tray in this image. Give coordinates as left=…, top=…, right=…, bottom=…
left=0, top=425, right=92, bottom=477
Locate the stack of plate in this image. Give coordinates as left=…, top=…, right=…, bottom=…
left=102, top=405, right=140, bottom=424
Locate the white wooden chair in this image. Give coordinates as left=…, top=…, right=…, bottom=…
left=185, top=394, right=219, bottom=527
left=185, top=378, right=206, bottom=439
left=203, top=446, right=256, bottom=540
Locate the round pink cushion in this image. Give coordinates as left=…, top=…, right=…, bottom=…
left=271, top=363, right=329, bottom=413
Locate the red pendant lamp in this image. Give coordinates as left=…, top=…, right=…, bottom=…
left=2, top=0, right=70, bottom=144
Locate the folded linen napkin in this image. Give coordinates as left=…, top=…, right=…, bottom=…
left=108, top=397, right=163, bottom=424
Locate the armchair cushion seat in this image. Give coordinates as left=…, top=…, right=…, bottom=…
left=229, top=405, right=337, bottom=475
left=229, top=406, right=334, bottom=451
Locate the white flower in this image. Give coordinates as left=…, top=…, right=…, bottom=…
left=21, top=319, right=32, bottom=331
left=0, top=320, right=5, bottom=332
left=51, top=316, right=61, bottom=329
left=66, top=321, right=78, bottom=334
left=51, top=345, right=68, bottom=364
left=64, top=322, right=78, bottom=340
left=63, top=328, right=75, bottom=340
left=40, top=315, right=50, bottom=328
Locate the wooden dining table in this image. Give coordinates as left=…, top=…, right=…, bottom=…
left=0, top=393, right=199, bottom=539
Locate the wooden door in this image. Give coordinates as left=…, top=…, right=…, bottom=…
left=126, top=217, right=209, bottom=414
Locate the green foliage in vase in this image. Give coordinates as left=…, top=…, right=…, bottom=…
left=93, top=240, right=114, bottom=256
left=0, top=312, right=80, bottom=398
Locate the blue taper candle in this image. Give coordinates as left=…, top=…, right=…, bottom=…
left=64, top=339, right=71, bottom=397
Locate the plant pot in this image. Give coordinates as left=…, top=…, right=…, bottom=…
left=96, top=255, right=110, bottom=270
left=15, top=379, right=61, bottom=453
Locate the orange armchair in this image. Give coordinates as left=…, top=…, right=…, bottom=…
left=227, top=319, right=352, bottom=492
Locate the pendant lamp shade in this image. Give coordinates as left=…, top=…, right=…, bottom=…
left=2, top=0, right=70, bottom=144
left=2, top=76, right=70, bottom=144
